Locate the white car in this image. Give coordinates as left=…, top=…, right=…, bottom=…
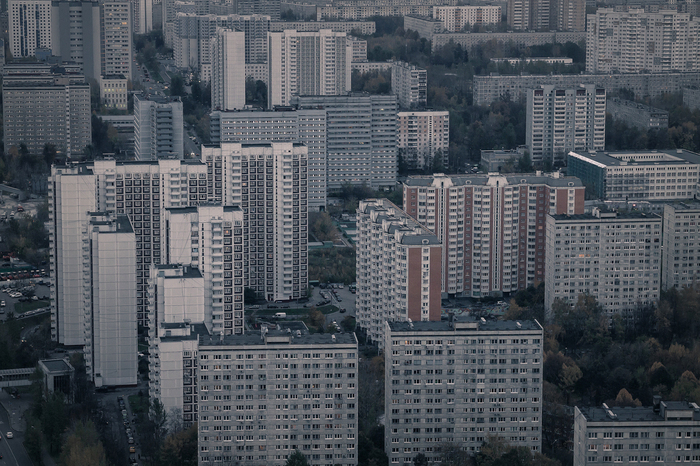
left=1, top=301, right=5, bottom=307
left=6, top=431, right=13, bottom=439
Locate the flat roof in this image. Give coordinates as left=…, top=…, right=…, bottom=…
left=404, top=173, right=583, bottom=188
left=388, top=317, right=542, bottom=333
left=569, top=149, right=700, bottom=167
left=199, top=329, right=357, bottom=347
left=579, top=401, right=700, bottom=423
left=39, top=359, right=73, bottom=373
left=550, top=211, right=661, bottom=222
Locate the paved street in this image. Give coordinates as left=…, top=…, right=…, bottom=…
left=0, top=391, right=34, bottom=466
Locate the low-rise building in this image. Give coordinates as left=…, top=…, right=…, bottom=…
left=403, top=15, right=444, bottom=39
left=384, top=316, right=544, bottom=465
left=351, top=61, right=393, bottom=74
left=197, top=329, right=359, bottom=466
left=683, top=86, right=700, bottom=111
left=480, top=147, right=527, bottom=172
left=662, top=201, right=700, bottom=290
left=545, top=208, right=662, bottom=319
left=573, top=398, right=700, bottom=466
left=606, top=98, right=669, bottom=130
left=431, top=31, right=585, bottom=54
left=38, top=359, right=75, bottom=402
left=567, top=150, right=700, bottom=201
left=269, top=20, right=375, bottom=34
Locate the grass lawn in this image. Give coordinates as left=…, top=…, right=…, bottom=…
left=138, top=343, right=149, bottom=353
left=14, top=300, right=49, bottom=314
left=128, top=394, right=149, bottom=414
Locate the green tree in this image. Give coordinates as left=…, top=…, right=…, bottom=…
left=23, top=423, right=43, bottom=464
left=61, top=420, right=108, bottom=466
left=414, top=452, right=429, bottom=466
left=42, top=392, right=68, bottom=455
left=285, top=450, right=310, bottom=466
left=159, top=423, right=198, bottom=466
left=169, top=74, right=186, bottom=97
left=436, top=442, right=474, bottom=466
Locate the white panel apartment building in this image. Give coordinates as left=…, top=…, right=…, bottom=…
left=49, top=158, right=211, bottom=341
left=432, top=5, right=501, bottom=32
left=165, top=205, right=245, bottom=335
left=134, top=95, right=184, bottom=160
left=356, top=199, right=442, bottom=347
left=544, top=208, right=662, bottom=320
left=403, top=173, right=585, bottom=298
left=148, top=264, right=209, bottom=426
left=8, top=0, right=52, bottom=58
left=662, top=201, right=700, bottom=290
left=384, top=317, right=544, bottom=465
left=526, top=85, right=606, bottom=165
left=267, top=29, right=352, bottom=107
left=211, top=28, right=245, bottom=111
left=201, top=143, right=308, bottom=302
left=101, top=0, right=132, bottom=79
left=391, top=61, right=427, bottom=110
left=397, top=111, right=449, bottom=171
left=197, top=330, right=359, bottom=466
left=83, top=212, right=138, bottom=387
left=209, top=109, right=327, bottom=210
left=573, top=399, right=700, bottom=466
left=586, top=9, right=700, bottom=74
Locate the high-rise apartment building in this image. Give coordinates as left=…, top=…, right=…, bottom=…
left=552, top=0, right=584, bottom=31
left=83, top=212, right=138, bottom=387
left=573, top=399, right=700, bottom=466
left=356, top=199, right=442, bottom=347
left=9, top=0, right=52, bottom=58
left=148, top=264, right=208, bottom=426
left=201, top=143, right=308, bottom=302
left=391, top=61, right=427, bottom=109
left=526, top=84, right=606, bottom=165
left=661, top=201, right=700, bottom=290
left=567, top=150, right=700, bottom=201
left=586, top=9, right=700, bottom=74
left=267, top=29, right=351, bottom=107
left=209, top=109, right=327, bottom=210
left=292, top=94, right=397, bottom=191
left=397, top=111, right=449, bottom=171
left=49, top=158, right=211, bottom=341
left=100, top=0, right=132, bottom=79
left=384, top=317, right=544, bottom=465
left=173, top=14, right=270, bottom=82
left=132, top=0, right=152, bottom=33
left=544, top=208, right=662, bottom=319
left=507, top=0, right=530, bottom=30
left=403, top=173, right=585, bottom=298
left=237, top=0, right=280, bottom=19
left=51, top=0, right=101, bottom=79
left=432, top=5, right=501, bottom=31
left=3, top=71, right=91, bottom=158
left=211, top=28, right=245, bottom=111
left=196, top=330, right=359, bottom=466
left=164, top=205, right=245, bottom=335
left=134, top=95, right=185, bottom=160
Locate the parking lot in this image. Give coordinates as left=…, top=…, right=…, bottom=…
left=0, top=282, right=49, bottom=322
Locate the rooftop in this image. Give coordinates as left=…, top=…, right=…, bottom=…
left=550, top=208, right=661, bottom=222
left=607, top=97, right=668, bottom=115
left=404, top=172, right=583, bottom=188
left=160, top=323, right=210, bottom=342
left=199, top=329, right=357, bottom=347
left=579, top=401, right=700, bottom=423
left=388, top=316, right=542, bottom=333
left=569, top=149, right=700, bottom=167
left=39, top=359, right=74, bottom=373
left=166, top=204, right=242, bottom=214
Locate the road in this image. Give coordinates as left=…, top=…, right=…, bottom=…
left=0, top=396, right=32, bottom=466
left=317, top=286, right=356, bottom=329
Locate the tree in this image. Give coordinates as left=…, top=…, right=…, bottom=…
left=23, top=423, right=43, bottom=464
left=436, top=442, right=474, bottom=466
left=285, top=450, right=310, bottom=466
left=308, top=308, right=326, bottom=329
left=42, top=392, right=68, bottom=455
left=169, top=74, right=186, bottom=97
left=612, top=388, right=642, bottom=407
left=159, top=423, right=198, bottom=466
left=61, top=420, right=108, bottom=466
left=414, top=452, right=429, bottom=466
